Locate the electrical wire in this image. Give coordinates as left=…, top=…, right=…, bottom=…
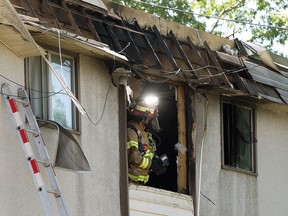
left=0, top=72, right=67, bottom=97
left=83, top=81, right=112, bottom=126
left=118, top=42, right=131, bottom=54
left=128, top=0, right=288, bottom=31
left=131, top=60, right=263, bottom=86
left=0, top=71, right=111, bottom=126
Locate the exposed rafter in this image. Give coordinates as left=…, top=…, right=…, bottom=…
left=9, top=0, right=288, bottom=104
left=169, top=31, right=196, bottom=78
left=152, top=25, right=179, bottom=71
left=204, top=41, right=234, bottom=88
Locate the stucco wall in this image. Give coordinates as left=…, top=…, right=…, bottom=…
left=0, top=43, right=121, bottom=215
left=195, top=92, right=288, bottom=216
left=0, top=43, right=41, bottom=216
left=195, top=93, right=257, bottom=216
left=257, top=104, right=288, bottom=216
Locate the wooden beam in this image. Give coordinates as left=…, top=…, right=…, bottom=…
left=186, top=36, right=216, bottom=84
left=63, top=4, right=144, bottom=36
left=169, top=31, right=196, bottom=79
left=80, top=7, right=102, bottom=41
left=186, top=87, right=196, bottom=209
left=64, top=0, right=109, bottom=15
left=104, top=24, right=122, bottom=52
left=169, top=31, right=196, bottom=76
left=203, top=41, right=234, bottom=88
left=177, top=86, right=187, bottom=194
left=234, top=38, right=249, bottom=56
left=60, top=0, right=82, bottom=35
left=118, top=85, right=130, bottom=216
left=134, top=20, right=162, bottom=69
left=24, top=0, right=38, bottom=17
left=119, top=18, right=143, bottom=64
left=44, top=0, right=62, bottom=29
left=152, top=25, right=179, bottom=71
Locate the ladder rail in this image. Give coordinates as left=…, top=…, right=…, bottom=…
left=2, top=83, right=69, bottom=216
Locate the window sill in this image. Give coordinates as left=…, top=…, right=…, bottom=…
left=37, top=119, right=81, bottom=136
left=221, top=165, right=258, bottom=177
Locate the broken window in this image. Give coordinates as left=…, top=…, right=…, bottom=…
left=222, top=99, right=256, bottom=172
left=25, top=52, right=78, bottom=130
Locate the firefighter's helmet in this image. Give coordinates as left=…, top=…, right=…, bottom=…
left=129, top=96, right=159, bottom=118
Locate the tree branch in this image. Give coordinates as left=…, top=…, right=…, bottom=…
left=210, top=0, right=246, bottom=33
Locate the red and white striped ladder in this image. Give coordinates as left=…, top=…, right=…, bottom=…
left=1, top=83, right=69, bottom=216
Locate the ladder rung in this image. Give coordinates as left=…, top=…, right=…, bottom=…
left=2, top=84, right=69, bottom=215
left=25, top=128, right=39, bottom=135
left=13, top=98, right=29, bottom=105
left=36, top=159, right=51, bottom=167
left=47, top=189, right=60, bottom=197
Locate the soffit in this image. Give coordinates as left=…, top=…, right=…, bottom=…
left=0, top=0, right=43, bottom=57
left=25, top=21, right=128, bottom=63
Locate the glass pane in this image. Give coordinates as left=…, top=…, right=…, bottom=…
left=235, top=106, right=252, bottom=171
left=50, top=54, right=74, bottom=129
left=222, top=102, right=254, bottom=172
left=223, top=103, right=232, bottom=166
left=29, top=56, right=43, bottom=118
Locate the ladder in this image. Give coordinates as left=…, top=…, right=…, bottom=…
left=1, top=83, right=69, bottom=216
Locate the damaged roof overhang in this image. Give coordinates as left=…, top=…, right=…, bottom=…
left=0, top=0, right=44, bottom=57
left=24, top=19, right=128, bottom=63
left=9, top=0, right=288, bottom=105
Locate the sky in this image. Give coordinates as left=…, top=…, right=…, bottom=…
left=120, top=0, right=288, bottom=56
left=188, top=0, right=288, bottom=56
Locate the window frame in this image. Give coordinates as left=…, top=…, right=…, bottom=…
left=221, top=97, right=257, bottom=175
left=25, top=50, right=80, bottom=132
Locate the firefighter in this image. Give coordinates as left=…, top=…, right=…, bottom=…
left=127, top=96, right=168, bottom=184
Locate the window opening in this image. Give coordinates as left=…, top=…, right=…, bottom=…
left=26, top=52, right=77, bottom=130
left=137, top=83, right=178, bottom=192
left=222, top=100, right=256, bottom=172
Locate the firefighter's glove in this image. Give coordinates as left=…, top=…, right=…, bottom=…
left=138, top=142, right=145, bottom=156
left=151, top=157, right=166, bottom=175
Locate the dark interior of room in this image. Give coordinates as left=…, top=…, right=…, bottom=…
left=138, top=83, right=178, bottom=192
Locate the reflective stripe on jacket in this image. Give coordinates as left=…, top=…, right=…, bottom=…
left=127, top=120, right=156, bottom=183
left=128, top=173, right=149, bottom=184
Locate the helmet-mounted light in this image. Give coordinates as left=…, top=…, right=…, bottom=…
left=144, top=95, right=159, bottom=106
left=129, top=95, right=159, bottom=118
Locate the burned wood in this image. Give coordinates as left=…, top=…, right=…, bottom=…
left=118, top=17, right=143, bottom=64
left=80, top=7, right=101, bottom=41
left=134, top=20, right=162, bottom=69
left=104, top=24, right=122, bottom=52
left=60, top=0, right=82, bottom=35
left=203, top=41, right=234, bottom=89
left=152, top=25, right=179, bottom=71
left=169, top=31, right=196, bottom=77
left=186, top=36, right=215, bottom=84
left=43, top=0, right=64, bottom=29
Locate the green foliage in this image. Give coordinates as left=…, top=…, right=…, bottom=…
left=112, top=0, right=288, bottom=55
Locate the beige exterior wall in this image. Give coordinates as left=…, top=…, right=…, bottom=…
left=195, top=92, right=288, bottom=216
left=0, top=43, right=121, bottom=215
left=257, top=104, right=288, bottom=216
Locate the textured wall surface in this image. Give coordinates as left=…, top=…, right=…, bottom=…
left=0, top=44, right=121, bottom=215
left=195, top=92, right=288, bottom=216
